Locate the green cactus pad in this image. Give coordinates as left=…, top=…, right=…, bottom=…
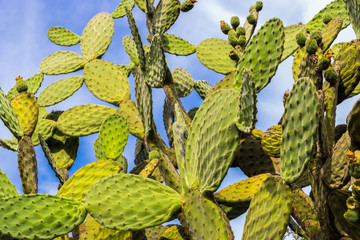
left=81, top=12, right=114, bottom=61
left=292, top=47, right=307, bottom=82
left=185, top=89, right=240, bottom=194
left=183, top=188, right=234, bottom=240
left=84, top=59, right=131, bottom=106
left=123, top=36, right=140, bottom=65
left=172, top=67, right=194, bottom=97
left=38, top=76, right=83, bottom=107
left=160, top=225, right=187, bottom=240
left=196, top=38, right=236, bottom=74
left=281, top=78, right=319, bottom=184
left=0, top=138, right=18, bottom=151
left=344, top=0, right=360, bottom=39
left=118, top=63, right=133, bottom=77
left=0, top=88, right=23, bottom=138
left=58, top=160, right=123, bottom=201
left=261, top=125, right=281, bottom=158
left=161, top=33, right=196, bottom=56
left=134, top=0, right=154, bottom=12
left=112, top=0, right=135, bottom=19
left=331, top=42, right=347, bottom=58
left=31, top=119, right=56, bottom=146
left=139, top=158, right=160, bottom=177
left=10, top=92, right=39, bottom=136
left=215, top=173, right=270, bottom=204
left=117, top=99, right=145, bottom=139
left=57, top=104, right=117, bottom=137
left=134, top=139, right=148, bottom=165
left=146, top=34, right=167, bottom=88
left=282, top=24, right=306, bottom=62
left=306, top=0, right=349, bottom=32
left=85, top=174, right=182, bottom=231
left=173, top=122, right=187, bottom=192
left=0, top=194, right=87, bottom=239
left=193, top=80, right=212, bottom=99
left=321, top=17, right=343, bottom=51
left=209, top=71, right=235, bottom=96
left=7, top=73, right=45, bottom=99
left=40, top=51, right=86, bottom=75
left=153, top=0, right=180, bottom=34
left=242, top=176, right=291, bottom=240
left=234, top=18, right=284, bottom=93
left=47, top=26, right=80, bottom=46
left=0, top=168, right=18, bottom=198
left=244, top=8, right=259, bottom=45
left=236, top=69, right=257, bottom=133
left=348, top=99, right=360, bottom=147
left=99, top=114, right=129, bottom=160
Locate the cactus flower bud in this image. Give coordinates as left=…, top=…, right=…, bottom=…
left=344, top=209, right=360, bottom=223
left=318, top=57, right=330, bottom=71
left=220, top=21, right=231, bottom=35
left=255, top=1, right=263, bottom=11
left=247, top=14, right=257, bottom=25
left=305, top=39, right=318, bottom=54
left=323, top=13, right=333, bottom=24
left=236, top=26, right=246, bottom=37
left=15, top=76, right=28, bottom=93
left=238, top=35, right=246, bottom=47
left=228, top=29, right=238, bottom=47
left=230, top=16, right=240, bottom=29
left=323, top=68, right=338, bottom=84
left=310, top=30, right=322, bottom=45
left=296, top=32, right=307, bottom=47
left=180, top=0, right=197, bottom=12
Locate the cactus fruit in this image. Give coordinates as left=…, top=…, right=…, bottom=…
left=230, top=16, right=240, bottom=29
left=180, top=0, right=196, bottom=12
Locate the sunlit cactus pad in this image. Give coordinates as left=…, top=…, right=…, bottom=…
left=172, top=67, right=194, bottom=97
left=0, top=168, right=18, bottom=198
left=47, top=26, right=80, bottom=46
left=161, top=33, right=196, bottom=56
left=0, top=194, right=87, bottom=240
left=117, top=99, right=145, bottom=139
left=40, top=51, right=86, bottom=75
left=282, top=24, right=306, bottom=62
left=112, top=0, right=135, bottom=19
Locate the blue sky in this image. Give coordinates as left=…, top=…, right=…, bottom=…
left=0, top=0, right=357, bottom=238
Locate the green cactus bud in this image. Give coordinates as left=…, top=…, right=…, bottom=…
left=344, top=209, right=360, bottom=223
left=238, top=35, right=246, bottom=47
left=310, top=30, right=322, bottom=44
left=296, top=32, right=307, bottom=47
left=230, top=16, right=240, bottom=29
left=318, top=57, right=331, bottom=70
left=324, top=68, right=338, bottom=84
left=247, top=14, right=257, bottom=25
left=149, top=150, right=160, bottom=160
left=228, top=29, right=238, bottom=47
left=220, top=21, right=231, bottom=35
left=15, top=76, right=28, bottom=92
left=249, top=5, right=255, bottom=11
left=255, top=1, right=263, bottom=11
left=180, top=0, right=196, bottom=12
left=236, top=26, right=246, bottom=37
left=323, top=13, right=333, bottom=24
left=305, top=39, right=318, bottom=54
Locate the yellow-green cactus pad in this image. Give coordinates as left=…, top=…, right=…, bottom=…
left=123, top=36, right=140, bottom=65
left=281, top=78, right=319, bottom=184
left=7, top=73, right=44, bottom=99
left=0, top=88, right=23, bottom=138
left=244, top=8, right=259, bottom=45
left=0, top=168, right=18, bottom=198
left=31, top=118, right=56, bottom=146
left=160, top=225, right=187, bottom=240
left=85, top=174, right=182, bottom=231
left=348, top=99, right=360, bottom=147
left=344, top=0, right=360, bottom=39
left=134, top=0, right=154, bottom=12
left=93, top=136, right=125, bottom=163
left=185, top=89, right=240, bottom=194
left=112, top=0, right=135, bottom=19
left=57, top=104, right=117, bottom=136
left=117, top=99, right=145, bottom=139
left=209, top=71, right=236, bottom=96
left=153, top=0, right=180, bottom=35
left=261, top=125, right=281, bottom=158
left=172, top=67, right=194, bottom=97
left=242, top=176, right=291, bottom=240
left=194, top=80, right=212, bottom=100
left=234, top=18, right=284, bottom=93
left=38, top=76, right=83, bottom=107
left=196, top=38, right=236, bottom=74
left=282, top=24, right=306, bottom=62
left=161, top=33, right=196, bottom=56
left=81, top=12, right=114, bottom=61
left=10, top=92, right=39, bottom=136
left=0, top=194, right=87, bottom=240
left=0, top=137, right=18, bottom=151
left=58, top=160, right=123, bottom=201
left=183, top=188, right=234, bottom=240
left=47, top=26, right=80, bottom=46
left=139, top=158, right=160, bottom=177
left=321, top=17, right=343, bottom=51
left=99, top=114, right=129, bottom=160
left=84, top=60, right=130, bottom=106
left=306, top=0, right=349, bottom=32
left=292, top=47, right=307, bottom=82
left=40, top=51, right=86, bottom=75
left=146, top=34, right=167, bottom=88
left=215, top=174, right=270, bottom=204
left=331, top=42, right=347, bottom=58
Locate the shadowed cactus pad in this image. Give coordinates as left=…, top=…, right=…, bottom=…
left=47, top=26, right=80, bottom=46
left=85, top=174, right=182, bottom=231
left=344, top=0, right=360, bottom=39
left=153, top=0, right=180, bottom=35
left=0, top=194, right=87, bottom=239
left=40, top=51, right=86, bottom=75
left=0, top=88, right=23, bottom=138
left=172, top=67, right=194, bottom=97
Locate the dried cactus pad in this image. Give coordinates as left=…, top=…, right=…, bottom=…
left=0, top=88, right=23, bottom=138
left=81, top=12, right=114, bottom=61
left=112, top=0, right=135, bottom=19
left=84, top=59, right=130, bottom=106
left=0, top=168, right=18, bottom=198
left=0, top=194, right=87, bottom=240
left=85, top=174, right=182, bottom=231
left=38, top=76, right=83, bottom=107
left=185, top=89, right=240, bottom=194
left=172, top=67, right=194, bottom=97
left=57, top=160, right=123, bottom=202
left=40, top=51, right=86, bottom=75
left=47, top=26, right=80, bottom=46
left=57, top=104, right=117, bottom=136
left=242, top=176, right=291, bottom=240
left=196, top=38, right=236, bottom=74
left=281, top=78, right=319, bottom=184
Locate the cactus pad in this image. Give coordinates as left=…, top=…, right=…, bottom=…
left=0, top=88, right=23, bottom=138
left=38, top=76, right=83, bottom=107
left=117, top=99, right=145, bottom=139
left=134, top=0, right=154, bottom=12
left=7, top=73, right=44, bottom=99
left=172, top=67, right=194, bottom=97
left=282, top=24, right=306, bottom=62
left=57, top=104, right=117, bottom=136
left=153, top=0, right=180, bottom=35
left=242, top=176, right=291, bottom=240
left=161, top=33, right=196, bottom=56
left=0, top=168, right=18, bottom=198
left=281, top=78, right=319, bottom=184
left=84, top=59, right=130, bottom=106
left=234, top=18, right=284, bottom=93
left=123, top=36, right=140, bottom=65
left=321, top=17, right=343, bottom=51
left=85, top=174, right=182, bottom=231
left=193, top=80, right=212, bottom=99
left=344, top=0, right=360, bottom=39
left=261, top=125, right=281, bottom=158
left=40, top=51, right=86, bottom=75
left=0, top=194, right=86, bottom=239
left=112, top=0, right=135, bottom=19
left=31, top=119, right=56, bottom=146
left=146, top=34, right=167, bottom=88
left=47, top=26, right=80, bottom=46
left=81, top=12, right=114, bottom=61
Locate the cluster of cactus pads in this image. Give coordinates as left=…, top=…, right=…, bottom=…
left=4, top=0, right=360, bottom=239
